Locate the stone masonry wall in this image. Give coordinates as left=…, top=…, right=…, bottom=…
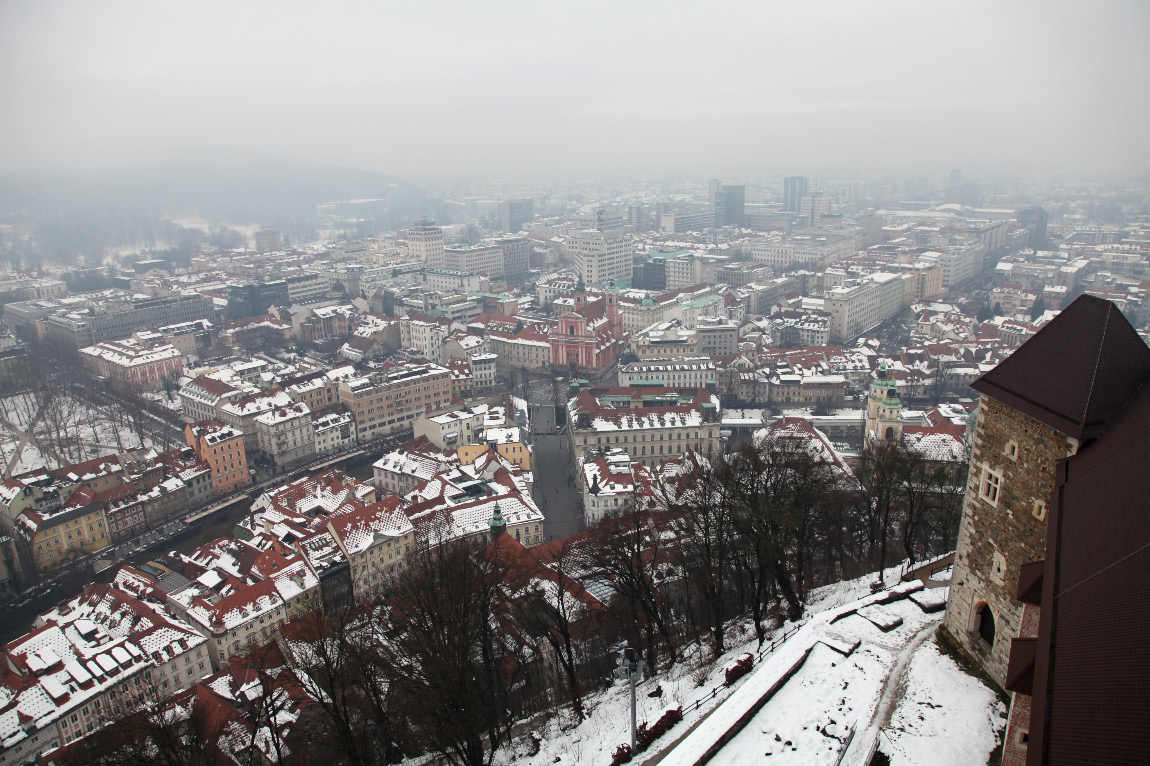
left=943, top=394, right=1078, bottom=688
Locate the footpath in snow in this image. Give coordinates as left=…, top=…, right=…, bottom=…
left=656, top=582, right=1004, bottom=766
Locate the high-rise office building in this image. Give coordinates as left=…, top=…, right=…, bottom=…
left=500, top=199, right=534, bottom=233
left=1017, top=206, right=1049, bottom=249
left=408, top=216, right=445, bottom=268
left=494, top=236, right=530, bottom=276
left=568, top=228, right=633, bottom=286
left=708, top=179, right=722, bottom=209
left=714, top=185, right=746, bottom=227
left=801, top=193, right=831, bottom=225
left=255, top=229, right=283, bottom=253
left=783, top=176, right=810, bottom=213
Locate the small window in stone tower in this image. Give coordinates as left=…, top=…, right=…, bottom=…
left=993, top=551, right=1008, bottom=584
left=1004, top=440, right=1019, bottom=460
left=1033, top=500, right=1047, bottom=522
left=979, top=465, right=1003, bottom=506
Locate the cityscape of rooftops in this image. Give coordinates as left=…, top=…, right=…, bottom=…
left=0, top=2, right=1147, bottom=765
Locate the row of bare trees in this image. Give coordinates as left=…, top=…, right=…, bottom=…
left=0, top=344, right=180, bottom=474
left=584, top=435, right=966, bottom=667
left=62, top=437, right=967, bottom=766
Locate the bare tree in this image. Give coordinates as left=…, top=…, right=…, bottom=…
left=585, top=497, right=678, bottom=675
left=375, top=535, right=526, bottom=766
left=928, top=359, right=954, bottom=406
left=666, top=459, right=735, bottom=657
left=60, top=684, right=230, bottom=766
left=278, top=608, right=378, bottom=765
left=854, top=440, right=903, bottom=586
left=724, top=438, right=812, bottom=628
left=510, top=537, right=598, bottom=720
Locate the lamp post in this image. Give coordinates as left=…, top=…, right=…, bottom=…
left=616, top=647, right=641, bottom=750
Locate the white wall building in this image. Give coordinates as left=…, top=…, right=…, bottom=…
left=408, top=217, right=446, bottom=268
left=568, top=228, right=633, bottom=285
left=254, top=401, right=317, bottom=467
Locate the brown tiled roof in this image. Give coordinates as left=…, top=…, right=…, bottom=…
left=971, top=295, right=1150, bottom=440
left=188, top=374, right=238, bottom=397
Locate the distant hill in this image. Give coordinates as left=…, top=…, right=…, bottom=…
left=0, top=151, right=442, bottom=265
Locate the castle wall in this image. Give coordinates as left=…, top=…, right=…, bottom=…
left=943, top=394, right=1077, bottom=687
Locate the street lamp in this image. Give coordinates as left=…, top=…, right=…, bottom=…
left=615, top=647, right=642, bottom=750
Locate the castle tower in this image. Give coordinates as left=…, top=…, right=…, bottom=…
left=943, top=296, right=1150, bottom=689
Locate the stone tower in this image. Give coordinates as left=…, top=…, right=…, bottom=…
left=943, top=295, right=1150, bottom=689
left=865, top=360, right=903, bottom=444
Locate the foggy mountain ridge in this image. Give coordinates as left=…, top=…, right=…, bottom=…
left=0, top=150, right=426, bottom=222
left=0, top=152, right=437, bottom=266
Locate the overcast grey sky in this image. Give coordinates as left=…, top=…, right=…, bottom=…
left=1, top=0, right=1147, bottom=180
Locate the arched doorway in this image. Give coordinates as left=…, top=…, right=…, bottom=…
left=976, top=603, right=996, bottom=646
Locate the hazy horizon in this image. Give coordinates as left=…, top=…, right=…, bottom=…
left=2, top=0, right=1149, bottom=183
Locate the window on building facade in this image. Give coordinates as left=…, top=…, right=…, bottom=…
left=979, top=465, right=1003, bottom=505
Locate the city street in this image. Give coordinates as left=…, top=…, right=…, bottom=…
left=528, top=390, right=585, bottom=541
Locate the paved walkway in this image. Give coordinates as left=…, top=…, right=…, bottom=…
left=0, top=398, right=50, bottom=478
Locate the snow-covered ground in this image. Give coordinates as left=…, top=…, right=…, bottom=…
left=141, top=390, right=184, bottom=414
left=496, top=568, right=1003, bottom=766
left=0, top=391, right=165, bottom=475
left=882, top=640, right=1006, bottom=766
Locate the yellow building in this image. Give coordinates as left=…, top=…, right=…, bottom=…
left=17, top=504, right=110, bottom=570
left=458, top=442, right=534, bottom=472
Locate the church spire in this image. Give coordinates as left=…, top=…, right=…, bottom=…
left=489, top=501, right=507, bottom=541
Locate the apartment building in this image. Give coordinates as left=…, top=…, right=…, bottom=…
left=16, top=503, right=109, bottom=570
left=633, top=321, right=698, bottom=359
left=659, top=210, right=716, bottom=233
left=218, top=388, right=295, bottom=452
left=488, top=329, right=552, bottom=370
left=0, top=610, right=156, bottom=763
left=327, top=496, right=415, bottom=603
left=151, top=319, right=213, bottom=359
left=399, top=312, right=453, bottom=358
left=749, top=235, right=856, bottom=271
left=312, top=409, right=357, bottom=454
left=254, top=402, right=317, bottom=467
left=280, top=270, right=329, bottom=302
left=178, top=374, right=245, bottom=424
left=36, top=582, right=210, bottom=702
left=372, top=436, right=460, bottom=496
left=695, top=315, right=739, bottom=355
left=444, top=242, right=505, bottom=278
left=424, top=269, right=488, bottom=293
left=581, top=450, right=658, bottom=525
left=184, top=421, right=250, bottom=495
left=407, top=217, right=445, bottom=267
left=491, top=236, right=530, bottom=276
left=568, top=228, right=633, bottom=285
left=20, top=293, right=215, bottom=348
left=768, top=310, right=831, bottom=347
left=929, top=241, right=986, bottom=288
left=338, top=362, right=452, bottom=440
left=567, top=387, right=722, bottom=468
left=618, top=358, right=717, bottom=388
left=823, top=272, right=913, bottom=344
left=79, top=339, right=183, bottom=389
